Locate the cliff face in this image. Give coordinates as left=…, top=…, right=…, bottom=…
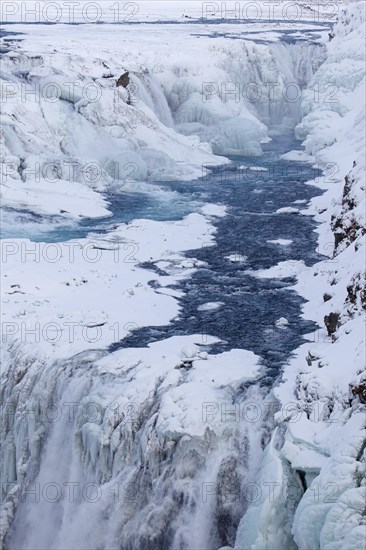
left=332, top=167, right=366, bottom=255
left=236, top=3, right=366, bottom=549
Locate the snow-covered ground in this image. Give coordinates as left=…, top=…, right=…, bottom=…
left=1, top=2, right=365, bottom=550
left=1, top=213, right=219, bottom=358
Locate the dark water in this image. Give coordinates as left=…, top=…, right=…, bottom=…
left=104, top=134, right=323, bottom=377
left=191, top=26, right=329, bottom=45
left=2, top=134, right=324, bottom=377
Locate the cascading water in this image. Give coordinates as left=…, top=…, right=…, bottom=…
left=1, top=30, right=328, bottom=550
left=2, top=343, right=273, bottom=550
left=133, top=71, right=174, bottom=128
left=163, top=40, right=326, bottom=157
left=250, top=41, right=326, bottom=129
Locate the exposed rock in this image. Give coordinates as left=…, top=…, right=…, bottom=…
left=324, top=312, right=341, bottom=337
left=332, top=172, right=366, bottom=254
left=116, top=72, right=132, bottom=105
left=346, top=273, right=366, bottom=314
left=305, top=350, right=321, bottom=366
left=349, top=383, right=366, bottom=404
left=116, top=71, right=130, bottom=88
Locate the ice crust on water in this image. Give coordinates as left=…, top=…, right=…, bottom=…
left=201, top=204, right=227, bottom=218
left=276, top=206, right=299, bottom=214
left=197, top=302, right=224, bottom=312
left=1, top=213, right=217, bottom=359
left=275, top=317, right=290, bottom=329
left=267, top=239, right=293, bottom=246
left=247, top=260, right=307, bottom=280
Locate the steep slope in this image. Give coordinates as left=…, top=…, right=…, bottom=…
left=236, top=3, right=366, bottom=549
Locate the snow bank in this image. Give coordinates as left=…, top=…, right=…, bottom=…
left=0, top=212, right=218, bottom=359
left=236, top=4, right=366, bottom=549
left=0, top=33, right=229, bottom=223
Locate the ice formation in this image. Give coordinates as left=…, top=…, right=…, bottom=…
left=1, top=20, right=325, bottom=224
left=1, top=2, right=365, bottom=550
left=235, top=4, right=366, bottom=549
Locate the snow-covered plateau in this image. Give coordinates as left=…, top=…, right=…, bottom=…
left=0, top=2, right=365, bottom=550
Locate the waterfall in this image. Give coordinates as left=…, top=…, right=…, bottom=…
left=156, top=40, right=326, bottom=158
left=133, top=71, right=174, bottom=128
left=212, top=41, right=326, bottom=130
left=1, top=343, right=273, bottom=550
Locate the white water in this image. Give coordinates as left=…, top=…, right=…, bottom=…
left=2, top=344, right=270, bottom=550
left=133, top=71, right=174, bottom=128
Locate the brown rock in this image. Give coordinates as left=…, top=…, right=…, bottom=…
left=116, top=72, right=130, bottom=88
left=324, top=312, right=341, bottom=336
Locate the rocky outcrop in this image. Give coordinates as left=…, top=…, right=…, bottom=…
left=324, top=311, right=341, bottom=337
left=346, top=272, right=366, bottom=315
left=332, top=168, right=366, bottom=255
left=116, top=71, right=130, bottom=88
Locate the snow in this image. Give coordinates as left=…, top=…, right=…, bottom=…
left=226, top=254, right=248, bottom=264
left=267, top=239, right=293, bottom=246
left=1, top=2, right=365, bottom=549
left=249, top=166, right=268, bottom=172
left=0, top=15, right=327, bottom=227
left=0, top=213, right=217, bottom=359
left=0, top=1, right=346, bottom=24
left=276, top=206, right=300, bottom=214
left=197, top=302, right=224, bottom=312
left=0, top=327, right=264, bottom=548
left=236, top=4, right=366, bottom=549
left=157, top=346, right=261, bottom=438
left=1, top=176, right=111, bottom=220
left=201, top=204, right=227, bottom=218
left=281, top=149, right=312, bottom=162
left=275, top=317, right=290, bottom=329
left=1, top=28, right=234, bottom=224
left=247, top=260, right=307, bottom=280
